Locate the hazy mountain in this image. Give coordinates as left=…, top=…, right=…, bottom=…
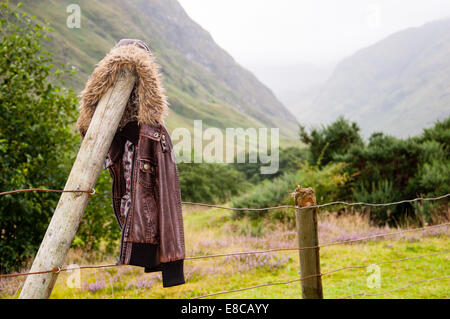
left=309, top=18, right=450, bottom=138
left=13, top=0, right=299, bottom=139
left=258, top=63, right=335, bottom=123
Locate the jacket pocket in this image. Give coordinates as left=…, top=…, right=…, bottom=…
left=138, top=159, right=155, bottom=188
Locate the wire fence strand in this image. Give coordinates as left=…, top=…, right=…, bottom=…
left=192, top=250, right=450, bottom=299
left=1, top=187, right=449, bottom=298
left=0, top=188, right=94, bottom=196
left=2, top=222, right=447, bottom=278
left=1, top=215, right=448, bottom=278
left=1, top=188, right=449, bottom=212
left=182, top=193, right=450, bottom=211
left=185, top=222, right=449, bottom=261
left=0, top=267, right=60, bottom=278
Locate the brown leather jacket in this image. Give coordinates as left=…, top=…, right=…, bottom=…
left=106, top=122, right=185, bottom=287
left=76, top=39, right=185, bottom=287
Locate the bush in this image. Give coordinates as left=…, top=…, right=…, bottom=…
left=299, top=116, right=363, bottom=166
left=231, top=162, right=351, bottom=220
left=72, top=170, right=120, bottom=253
left=352, top=180, right=405, bottom=226
left=337, top=133, right=423, bottom=194
left=0, top=1, right=78, bottom=273
left=297, top=116, right=449, bottom=226
left=406, top=140, right=449, bottom=197
left=0, top=1, right=125, bottom=269
left=234, top=146, right=307, bottom=184
left=178, top=162, right=250, bottom=204
left=339, top=119, right=449, bottom=225
left=420, top=116, right=450, bottom=148
left=230, top=171, right=298, bottom=220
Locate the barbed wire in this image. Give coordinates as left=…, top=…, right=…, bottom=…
left=1, top=188, right=448, bottom=212
left=1, top=187, right=449, bottom=298
left=185, top=222, right=449, bottom=261
left=0, top=267, right=61, bottom=279
left=182, top=193, right=450, bottom=211
left=2, top=222, right=447, bottom=278
left=0, top=188, right=94, bottom=197
left=0, top=263, right=123, bottom=279
left=192, top=250, right=450, bottom=299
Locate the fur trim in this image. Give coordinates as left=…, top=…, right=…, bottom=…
left=76, top=44, right=168, bottom=136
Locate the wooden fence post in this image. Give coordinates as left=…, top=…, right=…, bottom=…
left=19, top=71, right=135, bottom=299
left=292, top=185, right=323, bottom=299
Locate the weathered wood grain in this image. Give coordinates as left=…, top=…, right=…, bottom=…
left=293, top=185, right=323, bottom=299
left=19, top=71, right=135, bottom=299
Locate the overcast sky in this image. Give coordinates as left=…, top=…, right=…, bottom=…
left=178, top=0, right=450, bottom=69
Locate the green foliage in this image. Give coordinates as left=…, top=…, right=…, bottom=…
left=299, top=116, right=363, bottom=166
left=414, top=159, right=450, bottom=196
left=72, top=169, right=120, bottom=253
left=178, top=162, right=250, bottom=204
left=336, top=117, right=450, bottom=226
left=408, top=140, right=450, bottom=197
left=231, top=162, right=350, bottom=220
left=420, top=116, right=450, bottom=147
left=338, top=132, right=423, bottom=194
left=295, top=116, right=449, bottom=226
left=234, top=147, right=307, bottom=184
left=352, top=180, right=405, bottom=226
left=231, top=172, right=298, bottom=220
left=297, top=162, right=351, bottom=203
left=0, top=1, right=78, bottom=272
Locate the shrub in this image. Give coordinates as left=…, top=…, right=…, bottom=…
left=299, top=116, right=363, bottom=166
left=338, top=133, right=423, bottom=194
left=231, top=162, right=351, bottom=220
left=72, top=170, right=120, bottom=253
left=0, top=1, right=78, bottom=272
left=234, top=146, right=307, bottom=184
left=352, top=180, right=405, bottom=226
left=178, top=162, right=250, bottom=204
left=230, top=171, right=298, bottom=220
left=337, top=118, right=449, bottom=226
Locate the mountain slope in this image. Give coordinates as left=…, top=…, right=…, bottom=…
left=310, top=18, right=450, bottom=138
left=13, top=0, right=298, bottom=138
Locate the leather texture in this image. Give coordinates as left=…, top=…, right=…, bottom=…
left=106, top=122, right=185, bottom=265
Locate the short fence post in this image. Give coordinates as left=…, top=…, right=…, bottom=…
left=292, top=185, right=323, bottom=299
left=19, top=71, right=135, bottom=299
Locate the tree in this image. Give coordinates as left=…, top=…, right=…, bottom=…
left=299, top=116, right=363, bottom=166
left=0, top=1, right=78, bottom=272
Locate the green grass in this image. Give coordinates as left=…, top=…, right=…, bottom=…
left=2, top=207, right=447, bottom=299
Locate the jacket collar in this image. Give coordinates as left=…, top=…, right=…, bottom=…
left=76, top=40, right=168, bottom=136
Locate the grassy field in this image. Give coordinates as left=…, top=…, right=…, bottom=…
left=1, top=206, right=449, bottom=299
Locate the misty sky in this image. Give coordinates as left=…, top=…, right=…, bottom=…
left=178, top=0, right=450, bottom=71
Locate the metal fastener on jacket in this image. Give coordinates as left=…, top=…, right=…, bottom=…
left=153, top=132, right=159, bottom=137
left=143, top=164, right=150, bottom=170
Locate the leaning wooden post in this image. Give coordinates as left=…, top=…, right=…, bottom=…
left=292, top=185, right=323, bottom=299
left=19, top=71, right=135, bottom=299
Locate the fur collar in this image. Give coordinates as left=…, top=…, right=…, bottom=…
left=76, top=43, right=168, bottom=136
